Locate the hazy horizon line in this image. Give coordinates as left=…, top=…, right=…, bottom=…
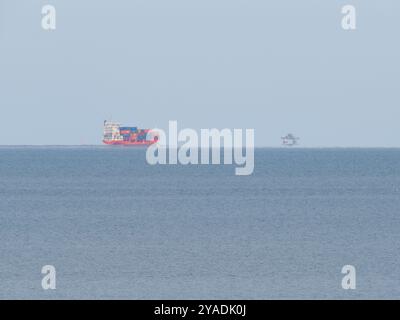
left=1, top=145, right=400, bottom=149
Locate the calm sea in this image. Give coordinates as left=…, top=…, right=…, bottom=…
left=1, top=147, right=400, bottom=299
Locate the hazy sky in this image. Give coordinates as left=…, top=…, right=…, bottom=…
left=0, top=0, right=399, bottom=146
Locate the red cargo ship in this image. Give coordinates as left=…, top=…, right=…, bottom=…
left=103, top=120, right=158, bottom=146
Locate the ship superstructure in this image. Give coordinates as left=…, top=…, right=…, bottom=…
left=281, top=133, right=299, bottom=146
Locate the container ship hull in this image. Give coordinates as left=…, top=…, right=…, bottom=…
left=103, top=121, right=158, bottom=146
left=102, top=140, right=155, bottom=146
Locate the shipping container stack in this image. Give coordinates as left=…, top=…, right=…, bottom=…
left=136, top=129, right=148, bottom=142
left=120, top=127, right=142, bottom=142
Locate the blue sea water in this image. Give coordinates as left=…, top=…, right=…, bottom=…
left=1, top=147, right=400, bottom=299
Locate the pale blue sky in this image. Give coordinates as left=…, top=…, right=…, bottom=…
left=0, top=0, right=399, bottom=146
